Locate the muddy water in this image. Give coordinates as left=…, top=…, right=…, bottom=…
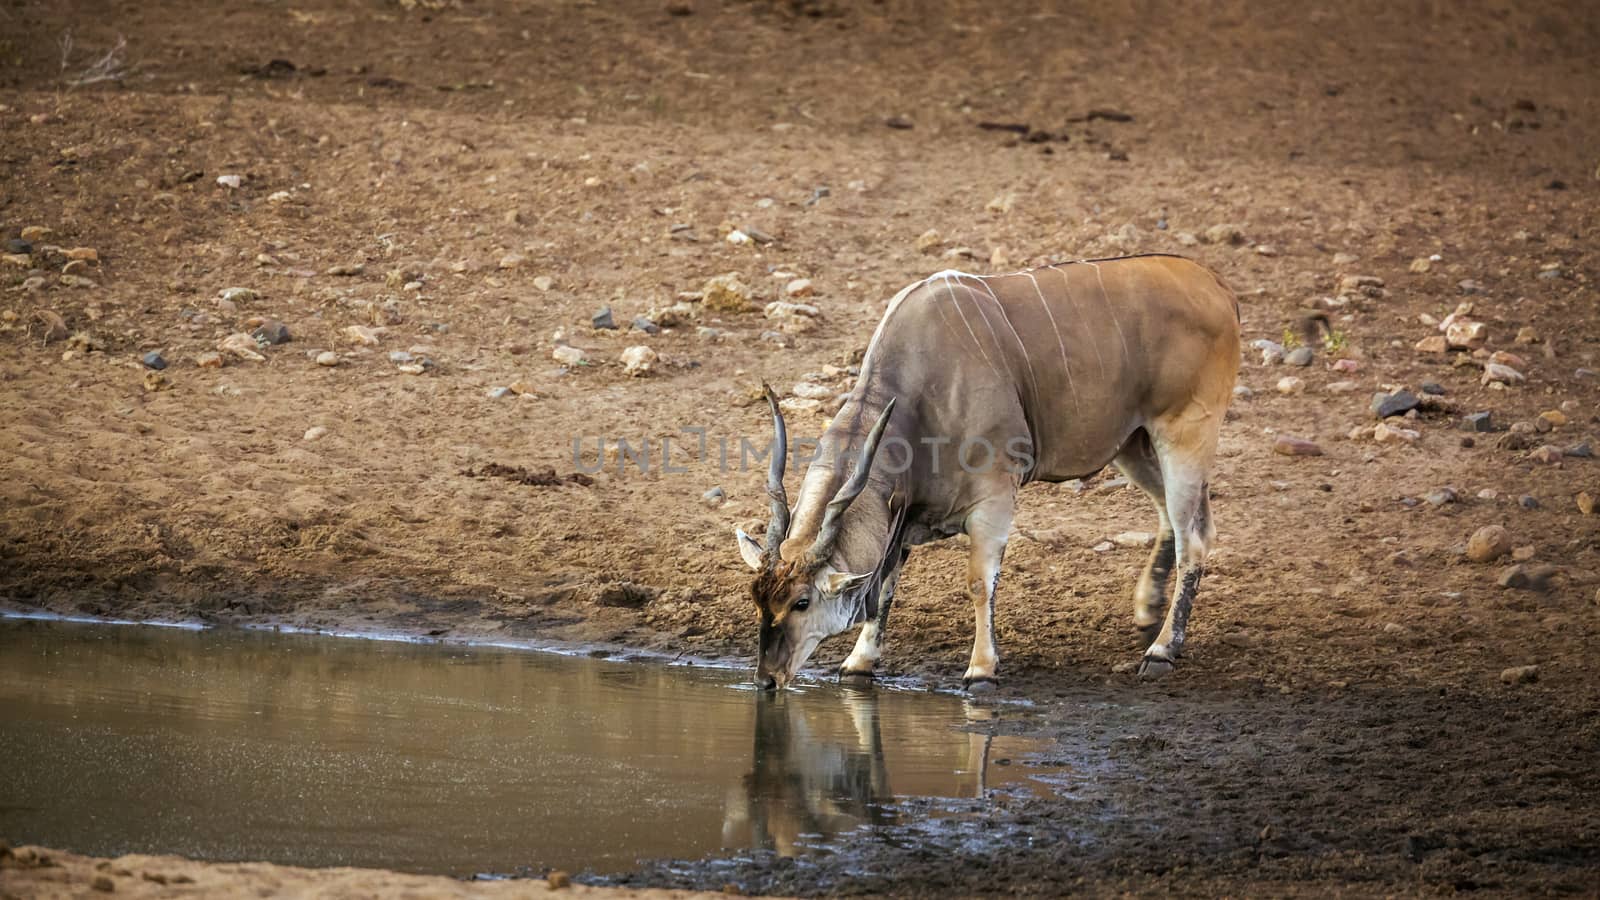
left=0, top=619, right=1062, bottom=877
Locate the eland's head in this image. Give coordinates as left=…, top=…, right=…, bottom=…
left=734, top=386, right=896, bottom=690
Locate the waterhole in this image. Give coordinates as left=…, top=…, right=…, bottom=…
left=0, top=618, right=1066, bottom=877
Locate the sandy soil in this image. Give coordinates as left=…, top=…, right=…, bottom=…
left=2, top=0, right=1599, bottom=895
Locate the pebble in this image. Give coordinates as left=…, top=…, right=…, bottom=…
left=1512, top=545, right=1537, bottom=562
left=218, top=287, right=258, bottom=304
left=695, top=326, right=723, bottom=341
left=547, top=871, right=572, bottom=889
left=396, top=363, right=425, bottom=375
left=487, top=386, right=513, bottom=400
left=1528, top=445, right=1563, bottom=464
left=1091, top=540, right=1115, bottom=553
left=1499, top=665, right=1539, bottom=685
left=142, top=371, right=170, bottom=392
left=1112, top=531, right=1155, bottom=548
left=388, top=350, right=414, bottom=364
left=552, top=345, right=590, bottom=366
left=621, top=345, right=659, bottom=376
left=1457, top=278, right=1484, bottom=295
left=702, top=272, right=753, bottom=312
left=1445, top=319, right=1488, bottom=349
left=1489, top=350, right=1527, bottom=369
left=315, top=351, right=340, bottom=367
left=303, top=426, right=328, bottom=441
left=1498, top=564, right=1555, bottom=591
left=1374, top=423, right=1419, bottom=443
left=791, top=382, right=834, bottom=400
left=779, top=396, right=822, bottom=415
left=498, top=253, right=526, bottom=270
left=760, top=330, right=793, bottom=348
left=1425, top=487, right=1458, bottom=506
left=342, top=325, right=382, bottom=346
left=251, top=319, right=291, bottom=345
left=5, top=237, right=33, bottom=253
left=1337, top=274, right=1385, bottom=297
left=1420, top=381, right=1445, bottom=395
left=1255, top=339, right=1286, bottom=366
left=195, top=351, right=223, bottom=368
left=1518, top=495, right=1540, bottom=509
left=1285, top=346, right=1314, bottom=367
left=1331, top=358, right=1361, bottom=373
left=1514, top=326, right=1540, bottom=344
left=65, top=247, right=98, bottom=262
left=1275, top=375, right=1305, bottom=394
left=1537, top=409, right=1568, bottom=428
left=632, top=316, right=661, bottom=335
left=914, top=229, right=942, bottom=252
left=1371, top=390, right=1420, bottom=420
left=1579, top=492, right=1596, bottom=516
left=592, top=306, right=616, bottom=330
left=702, top=487, right=726, bottom=507
left=1273, top=435, right=1323, bottom=456
left=1461, top=412, right=1493, bottom=432
left=1481, top=363, right=1524, bottom=386
left=326, top=263, right=364, bottom=277
left=534, top=275, right=555, bottom=292
left=218, top=332, right=267, bottom=362
left=216, top=174, right=242, bottom=188
left=1466, top=524, right=1512, bottom=562
left=1202, top=223, right=1246, bottom=245
left=141, top=350, right=167, bottom=371
left=1566, top=442, right=1593, bottom=458
left=1324, top=380, right=1360, bottom=394
left=1414, top=335, right=1447, bottom=354
left=785, top=277, right=814, bottom=298
left=725, top=229, right=751, bottom=245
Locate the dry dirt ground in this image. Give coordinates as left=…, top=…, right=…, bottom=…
left=2, top=0, right=1599, bottom=895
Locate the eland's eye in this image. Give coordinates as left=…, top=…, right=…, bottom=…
left=793, top=597, right=811, bottom=612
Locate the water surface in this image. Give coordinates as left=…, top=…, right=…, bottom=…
left=0, top=619, right=1061, bottom=876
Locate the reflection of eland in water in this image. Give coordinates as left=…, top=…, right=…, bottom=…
left=722, top=687, right=1009, bottom=856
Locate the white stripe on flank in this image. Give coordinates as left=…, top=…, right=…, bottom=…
left=1085, top=261, right=1132, bottom=362
left=940, top=273, right=1003, bottom=378
left=1021, top=270, right=1079, bottom=413
left=1048, top=264, right=1107, bottom=378
left=969, top=275, right=1042, bottom=411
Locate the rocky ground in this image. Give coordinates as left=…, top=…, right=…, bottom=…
left=2, top=0, right=1598, bottom=895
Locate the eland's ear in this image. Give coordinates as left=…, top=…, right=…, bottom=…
left=823, top=570, right=873, bottom=596
left=735, top=528, right=766, bottom=571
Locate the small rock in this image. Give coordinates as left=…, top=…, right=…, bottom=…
left=141, top=350, right=167, bottom=370
left=791, top=382, right=834, bottom=400
left=218, top=332, right=267, bottom=362
left=498, top=253, right=526, bottom=270
left=1373, top=423, right=1419, bottom=444
left=914, top=229, right=942, bottom=253
left=65, top=247, right=98, bottom=262
left=1466, top=524, right=1512, bottom=563
left=547, top=871, right=572, bottom=889
left=216, top=174, right=242, bottom=188
left=1498, top=564, right=1556, bottom=591
left=1425, top=487, right=1458, bottom=506
left=1092, top=540, right=1115, bottom=553
left=487, top=386, right=513, bottom=400
left=1414, top=335, right=1448, bottom=354
left=251, top=319, right=291, bottom=345
left=303, top=426, right=328, bottom=441
left=553, top=345, right=590, bottom=366
left=1285, top=346, right=1314, bottom=367
left=779, top=396, right=822, bottom=415
left=760, top=330, right=793, bottom=348
left=315, top=351, right=340, bottom=367
left=1460, top=412, right=1493, bottom=432
left=1371, top=389, right=1420, bottom=420
left=1537, top=409, right=1568, bottom=428
left=1336, top=274, right=1385, bottom=296
left=1253, top=339, right=1286, bottom=365
left=785, top=277, right=814, bottom=298
left=1331, top=358, right=1361, bottom=374
left=621, top=345, right=659, bottom=376
left=1512, top=545, right=1537, bottom=562
left=1420, top=381, right=1445, bottom=395
left=341, top=325, right=382, bottom=346
left=1273, top=435, right=1323, bottom=457
left=1567, top=442, right=1593, bottom=458
left=1518, top=495, right=1540, bottom=509
left=702, top=272, right=753, bottom=312
left=1254, top=243, right=1278, bottom=257
left=5, top=237, right=33, bottom=253
left=1408, top=256, right=1432, bottom=273
left=1325, top=380, right=1360, bottom=394
left=1499, top=665, right=1539, bottom=685
left=195, top=351, right=223, bottom=368
left=885, top=115, right=915, bottom=129
left=326, top=263, right=365, bottom=277
left=1578, top=492, right=1596, bottom=515
left=725, top=229, right=751, bottom=245
left=534, top=275, right=555, bottom=292
left=1513, top=326, right=1540, bottom=344
left=1112, top=531, right=1155, bottom=548
left=142, top=371, right=170, bottom=392
left=1528, top=445, right=1563, bottom=465
left=1201, top=223, right=1246, bottom=245
left=1457, top=278, right=1484, bottom=295
left=1276, top=375, right=1305, bottom=394
left=218, top=286, right=258, bottom=304
left=396, top=363, right=425, bottom=375
left=631, top=316, right=661, bottom=334
left=702, top=486, right=726, bottom=507
left=592, top=306, right=616, bottom=330
left=1445, top=319, right=1488, bottom=350
left=1480, top=363, right=1524, bottom=386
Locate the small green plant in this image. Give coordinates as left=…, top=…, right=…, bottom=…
left=1280, top=326, right=1302, bottom=350
left=1323, top=329, right=1349, bottom=353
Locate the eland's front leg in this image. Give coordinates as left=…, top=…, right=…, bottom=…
left=839, top=548, right=910, bottom=681
left=962, top=495, right=1014, bottom=691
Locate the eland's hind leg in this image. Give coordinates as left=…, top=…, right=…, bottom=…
left=1113, top=430, right=1175, bottom=641
left=1137, top=416, right=1222, bottom=678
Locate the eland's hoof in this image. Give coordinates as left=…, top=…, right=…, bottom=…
left=1136, top=656, right=1175, bottom=679
left=837, top=667, right=875, bottom=684
left=963, top=675, right=999, bottom=694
